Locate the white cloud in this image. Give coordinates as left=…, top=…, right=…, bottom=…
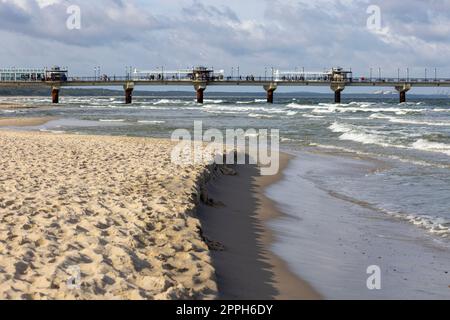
left=36, top=0, right=60, bottom=8
left=0, top=0, right=449, bottom=77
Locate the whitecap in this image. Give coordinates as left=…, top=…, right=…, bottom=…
left=411, top=139, right=450, bottom=156
left=204, top=99, right=224, bottom=104
left=286, top=103, right=319, bottom=110
left=302, top=114, right=325, bottom=119
left=328, top=122, right=402, bottom=148
left=99, top=119, right=126, bottom=122
left=248, top=113, right=275, bottom=119
left=137, top=120, right=166, bottom=124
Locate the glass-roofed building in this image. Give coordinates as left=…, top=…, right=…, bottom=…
left=0, top=68, right=46, bottom=81
left=0, top=66, right=68, bottom=82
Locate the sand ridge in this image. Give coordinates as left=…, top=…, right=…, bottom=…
left=0, top=131, right=217, bottom=300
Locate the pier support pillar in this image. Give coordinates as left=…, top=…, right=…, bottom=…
left=196, top=88, right=205, bottom=104
left=194, top=83, right=207, bottom=104
left=124, top=82, right=135, bottom=104
left=51, top=86, right=60, bottom=104
left=264, top=83, right=278, bottom=104
left=395, top=84, right=411, bottom=103
left=331, top=83, right=345, bottom=104
left=399, top=91, right=406, bottom=103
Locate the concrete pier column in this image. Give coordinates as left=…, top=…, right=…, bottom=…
left=395, top=84, right=411, bottom=103
left=125, top=88, right=133, bottom=104
left=124, top=82, right=135, bottom=104
left=331, top=83, right=345, bottom=104
left=399, top=91, right=406, bottom=103
left=264, top=83, right=278, bottom=104
left=196, top=88, right=205, bottom=104
left=194, top=83, right=207, bottom=104
left=334, top=91, right=342, bottom=104
left=267, top=89, right=275, bottom=104
left=51, top=86, right=60, bottom=104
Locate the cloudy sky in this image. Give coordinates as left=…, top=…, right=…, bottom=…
left=1, top=0, right=450, bottom=83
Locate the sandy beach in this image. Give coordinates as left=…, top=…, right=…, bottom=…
left=0, top=130, right=218, bottom=300
left=0, top=123, right=320, bottom=300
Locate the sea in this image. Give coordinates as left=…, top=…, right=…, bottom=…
left=2, top=93, right=449, bottom=299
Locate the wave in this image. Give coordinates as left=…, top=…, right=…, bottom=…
left=302, top=114, right=325, bottom=119
left=330, top=122, right=450, bottom=156
left=203, top=105, right=266, bottom=112
left=248, top=113, right=275, bottom=119
left=281, top=137, right=297, bottom=142
left=389, top=212, right=450, bottom=238
left=314, top=144, right=450, bottom=170
left=99, top=119, right=126, bottom=122
left=151, top=99, right=197, bottom=105
left=411, top=139, right=450, bottom=156
left=338, top=107, right=424, bottom=114
left=152, top=99, right=173, bottom=105
left=432, top=108, right=450, bottom=113
left=329, top=122, right=400, bottom=148
left=390, top=118, right=449, bottom=127
left=297, top=102, right=428, bottom=115
left=203, top=104, right=292, bottom=117
left=287, top=103, right=319, bottom=110
left=369, top=113, right=450, bottom=127
left=137, top=120, right=166, bottom=124
left=80, top=104, right=135, bottom=109
left=204, top=99, right=224, bottom=104
left=236, top=99, right=267, bottom=104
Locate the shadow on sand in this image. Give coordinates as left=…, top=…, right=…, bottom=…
left=197, top=163, right=279, bottom=300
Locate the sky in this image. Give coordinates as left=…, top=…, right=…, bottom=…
left=1, top=0, right=450, bottom=93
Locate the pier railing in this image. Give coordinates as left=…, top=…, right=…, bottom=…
left=2, top=75, right=450, bottom=84
left=2, top=74, right=450, bottom=104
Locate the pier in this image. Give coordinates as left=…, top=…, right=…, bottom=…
left=1, top=66, right=450, bottom=104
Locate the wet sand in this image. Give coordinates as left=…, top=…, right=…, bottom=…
left=0, top=117, right=56, bottom=127
left=197, top=153, right=321, bottom=300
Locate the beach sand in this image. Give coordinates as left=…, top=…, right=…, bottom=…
left=0, top=131, right=218, bottom=300
left=197, top=154, right=321, bottom=300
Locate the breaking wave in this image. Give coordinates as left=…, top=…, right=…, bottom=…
left=412, top=139, right=450, bottom=156
left=328, top=122, right=398, bottom=147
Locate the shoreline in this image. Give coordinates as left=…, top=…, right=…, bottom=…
left=255, top=153, right=322, bottom=299
left=197, top=153, right=321, bottom=300
left=266, top=148, right=450, bottom=299
left=0, top=117, right=57, bottom=127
